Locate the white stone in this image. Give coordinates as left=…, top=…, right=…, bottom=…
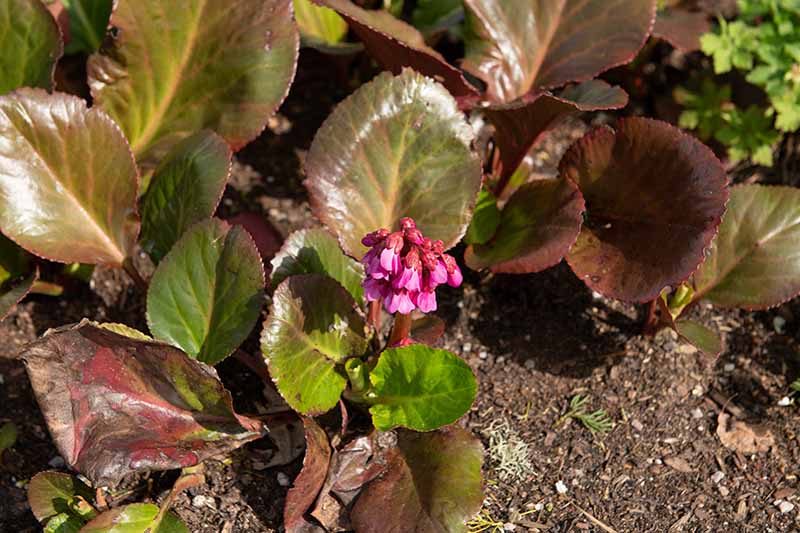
left=711, top=471, right=725, bottom=484
left=277, top=472, right=290, bottom=487
left=779, top=501, right=795, bottom=514
left=555, top=481, right=568, bottom=494
left=192, top=495, right=216, bottom=509
left=478, top=351, right=488, bottom=360
left=723, top=363, right=735, bottom=372
left=778, top=396, right=792, bottom=407
left=691, top=408, right=704, bottom=419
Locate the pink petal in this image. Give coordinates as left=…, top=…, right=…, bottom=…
left=395, top=291, right=416, bottom=314
left=363, top=278, right=388, bottom=301
left=416, top=290, right=437, bottom=313
left=392, top=266, right=413, bottom=290
left=447, top=265, right=463, bottom=287
left=430, top=260, right=448, bottom=284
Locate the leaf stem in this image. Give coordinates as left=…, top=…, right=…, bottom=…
left=122, top=257, right=148, bottom=292
left=387, top=312, right=413, bottom=347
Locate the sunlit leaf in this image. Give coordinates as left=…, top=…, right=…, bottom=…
left=284, top=418, right=331, bottom=533
left=369, top=344, right=476, bottom=431
left=147, top=218, right=265, bottom=365
left=140, top=131, right=231, bottom=263
left=0, top=270, right=38, bottom=321
left=0, top=89, right=140, bottom=266
left=675, top=319, right=722, bottom=358
left=466, top=178, right=585, bottom=274
left=464, top=188, right=501, bottom=246
left=351, top=427, right=483, bottom=533
left=270, top=228, right=365, bottom=303
left=463, top=0, right=655, bottom=102
left=262, top=274, right=367, bottom=415
left=80, top=503, right=188, bottom=533
left=28, top=471, right=94, bottom=523
left=61, top=0, right=113, bottom=54
left=21, top=321, right=265, bottom=486
left=693, top=185, right=800, bottom=309
left=484, top=80, right=629, bottom=183
left=563, top=118, right=728, bottom=302
left=88, top=0, right=299, bottom=166
left=315, top=0, right=479, bottom=100
left=0, top=0, right=62, bottom=94
left=294, top=0, right=349, bottom=45
left=305, top=69, right=482, bottom=257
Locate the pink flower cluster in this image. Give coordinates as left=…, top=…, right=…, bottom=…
left=361, top=218, right=462, bottom=314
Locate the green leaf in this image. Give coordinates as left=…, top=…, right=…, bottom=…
left=261, top=274, right=367, bottom=415
left=675, top=319, right=722, bottom=358
left=0, top=421, right=16, bottom=456
left=270, top=228, right=365, bottom=303
left=45, top=513, right=84, bottom=533
left=464, top=188, right=501, bottom=245
left=0, top=0, right=62, bottom=94
left=147, top=218, right=265, bottom=365
left=0, top=89, right=140, bottom=266
left=140, top=131, right=232, bottom=263
left=61, top=0, right=113, bottom=54
left=88, top=0, right=299, bottom=167
left=0, top=270, right=37, bottom=321
left=369, top=344, right=477, bottom=431
left=462, top=0, right=655, bottom=103
left=350, top=427, right=483, bottom=533
left=0, top=234, right=29, bottom=285
left=412, top=0, right=463, bottom=31
left=466, top=178, right=585, bottom=274
left=28, top=471, right=95, bottom=523
left=693, top=185, right=800, bottom=309
left=96, top=322, right=153, bottom=341
left=294, top=0, right=348, bottom=45
left=305, top=69, right=482, bottom=258
left=79, top=503, right=188, bottom=533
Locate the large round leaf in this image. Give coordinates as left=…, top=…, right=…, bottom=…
left=28, top=471, right=94, bottom=524
left=147, top=218, right=265, bottom=365
left=88, top=0, right=299, bottom=166
left=261, top=274, right=367, bottom=415
left=369, top=344, right=477, bottom=432
left=351, top=427, right=483, bottom=533
left=0, top=89, right=139, bottom=266
left=465, top=178, right=585, bottom=274
left=563, top=118, right=729, bottom=302
left=140, top=130, right=232, bottom=263
left=270, top=228, right=365, bottom=303
left=463, top=0, right=656, bottom=103
left=0, top=0, right=62, bottom=94
left=305, top=69, right=482, bottom=257
left=61, top=0, right=113, bottom=54
left=693, top=185, right=800, bottom=309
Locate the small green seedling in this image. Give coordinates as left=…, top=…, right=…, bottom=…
left=555, top=395, right=614, bottom=435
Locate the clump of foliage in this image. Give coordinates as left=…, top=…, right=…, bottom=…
left=555, top=395, right=614, bottom=435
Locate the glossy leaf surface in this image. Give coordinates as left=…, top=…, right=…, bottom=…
left=410, top=315, right=445, bottom=346
left=351, top=427, right=483, bottom=533
left=485, top=80, right=629, bottom=182
left=676, top=319, right=722, bottom=358
left=652, top=7, right=710, bottom=52
left=271, top=228, right=364, bottom=302
left=369, top=345, right=477, bottom=431
left=140, top=131, right=231, bottom=263
left=61, top=0, right=113, bottom=54
left=693, top=185, right=800, bottom=309
left=284, top=418, right=331, bottom=533
left=22, top=322, right=265, bottom=486
left=88, top=0, right=299, bottom=165
left=305, top=70, right=482, bottom=257
left=80, top=503, right=187, bottom=533
left=466, top=178, right=585, bottom=274
left=261, top=274, right=367, bottom=415
left=564, top=118, right=728, bottom=302
left=0, top=89, right=139, bottom=266
left=147, top=218, right=265, bottom=365
left=0, top=0, right=62, bottom=94
left=28, top=471, right=94, bottom=523
left=294, top=0, right=348, bottom=45
left=0, top=270, right=37, bottom=321
left=463, top=0, right=655, bottom=102
left=315, top=0, right=478, bottom=99
left=464, top=189, right=501, bottom=246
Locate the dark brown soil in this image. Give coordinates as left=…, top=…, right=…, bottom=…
left=3, top=50, right=800, bottom=533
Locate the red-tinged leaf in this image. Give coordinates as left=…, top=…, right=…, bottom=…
left=0, top=89, right=140, bottom=267
left=0, top=269, right=38, bottom=321
left=88, top=0, right=299, bottom=167
left=228, top=212, right=284, bottom=264
left=350, top=427, right=483, bottom=533
left=692, top=185, right=800, bottom=309
left=314, top=0, right=479, bottom=100
left=410, top=315, right=445, bottom=346
left=140, top=131, right=232, bottom=264
left=652, top=7, right=711, bottom=52
left=305, top=69, right=482, bottom=258
left=462, top=0, right=656, bottom=103
left=465, top=179, right=585, bottom=274
left=484, top=81, right=629, bottom=183
left=285, top=418, right=331, bottom=533
left=563, top=118, right=728, bottom=302
left=0, top=0, right=63, bottom=94
left=21, top=321, right=265, bottom=486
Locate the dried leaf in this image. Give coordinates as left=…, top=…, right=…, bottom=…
left=717, top=412, right=775, bottom=455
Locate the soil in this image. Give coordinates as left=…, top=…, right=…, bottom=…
left=3, top=49, right=800, bottom=533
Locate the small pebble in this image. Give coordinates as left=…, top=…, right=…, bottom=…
left=774, top=316, right=786, bottom=334
left=48, top=456, right=65, bottom=468
left=719, top=485, right=730, bottom=497
left=711, top=471, right=725, bottom=484
left=778, top=397, right=792, bottom=407
left=192, top=495, right=216, bottom=509
left=692, top=384, right=704, bottom=396
left=478, top=351, right=488, bottom=360
left=277, top=472, right=290, bottom=487
left=534, top=503, right=544, bottom=511
left=723, top=363, right=735, bottom=373
left=631, top=419, right=644, bottom=432
left=555, top=480, right=568, bottom=494
left=778, top=501, right=795, bottom=514
left=461, top=343, right=472, bottom=353
left=503, top=524, right=516, bottom=531
left=691, top=408, right=704, bottom=419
